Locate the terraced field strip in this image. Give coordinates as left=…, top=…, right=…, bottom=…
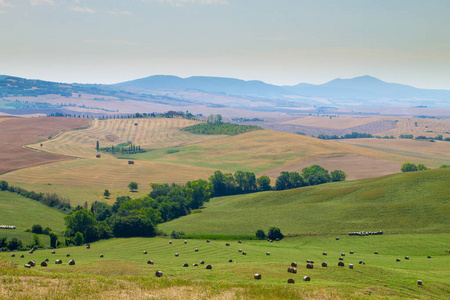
left=378, top=117, right=450, bottom=138
left=28, top=118, right=224, bottom=159
left=283, top=116, right=381, bottom=129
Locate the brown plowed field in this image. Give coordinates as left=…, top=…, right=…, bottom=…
left=261, top=154, right=401, bottom=180
left=0, top=117, right=89, bottom=174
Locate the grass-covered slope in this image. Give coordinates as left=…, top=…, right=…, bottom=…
left=159, top=168, right=450, bottom=235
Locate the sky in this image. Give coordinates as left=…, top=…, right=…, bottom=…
left=1, top=0, right=450, bottom=89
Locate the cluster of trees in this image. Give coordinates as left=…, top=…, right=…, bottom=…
left=318, top=132, right=373, bottom=140
left=255, top=227, right=284, bottom=240
left=274, top=165, right=346, bottom=191
left=98, top=142, right=145, bottom=155
left=64, top=179, right=212, bottom=244
left=1, top=224, right=57, bottom=251
left=0, top=180, right=72, bottom=213
left=414, top=135, right=449, bottom=142
left=182, top=122, right=261, bottom=136
left=401, top=162, right=429, bottom=172
left=231, top=117, right=264, bottom=122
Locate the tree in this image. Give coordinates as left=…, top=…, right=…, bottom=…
left=216, top=114, right=223, bottom=123
left=31, top=234, right=42, bottom=248
left=0, top=180, right=8, bottom=191
left=267, top=227, right=284, bottom=240
left=331, top=170, right=347, bottom=182
left=302, top=165, right=331, bottom=186
left=73, top=231, right=84, bottom=246
left=128, top=181, right=139, bottom=192
left=255, top=229, right=266, bottom=240
left=96, top=140, right=99, bottom=152
left=64, top=209, right=99, bottom=243
left=257, top=176, right=271, bottom=191
left=103, top=189, right=110, bottom=198
left=49, top=232, right=58, bottom=248
left=31, top=224, right=43, bottom=234
left=417, top=164, right=428, bottom=171
left=401, top=162, right=418, bottom=172
left=289, top=172, right=305, bottom=188
left=275, top=171, right=290, bottom=190
left=111, top=215, right=156, bottom=237
left=8, top=237, right=22, bottom=251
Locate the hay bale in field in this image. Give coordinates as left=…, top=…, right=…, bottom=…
left=338, top=262, right=344, bottom=267
left=51, top=251, right=55, bottom=254
left=336, top=237, right=339, bottom=240
left=200, top=261, right=205, bottom=264
left=155, top=271, right=163, bottom=277
left=321, top=262, right=328, bottom=267
left=96, top=155, right=101, bottom=158
left=86, top=244, right=90, bottom=249
left=322, top=252, right=327, bottom=255
left=175, top=253, right=179, bottom=257
left=66, top=254, right=70, bottom=257
left=128, top=161, right=134, bottom=165
left=374, top=251, right=378, bottom=254
left=193, top=263, right=198, bottom=266
left=417, top=280, right=422, bottom=285
left=44, top=258, right=49, bottom=262
left=349, top=264, right=354, bottom=269
left=287, top=278, right=295, bottom=284
left=276, top=238, right=280, bottom=242
left=339, top=257, right=344, bottom=261
left=169, top=241, right=172, bottom=244
left=183, top=263, right=189, bottom=267
left=238, top=240, right=242, bottom=244
left=69, top=259, right=75, bottom=265
left=147, top=261, right=154, bottom=265
left=306, top=263, right=313, bottom=269
left=184, top=240, right=187, bottom=244
left=11, top=254, right=15, bottom=257
left=206, top=240, right=210, bottom=243
left=254, top=274, right=261, bottom=280
left=226, top=243, right=230, bottom=246
left=24, top=264, right=31, bottom=268
left=100, top=254, right=104, bottom=258
left=266, top=252, right=270, bottom=256
left=134, top=123, right=138, bottom=126
left=291, top=262, right=297, bottom=267
left=427, top=256, right=431, bottom=258
left=228, top=259, right=233, bottom=263
left=40, top=144, right=43, bottom=147
left=350, top=251, right=354, bottom=254
left=28, top=260, right=36, bottom=267
left=405, top=256, right=409, bottom=260
left=143, top=251, right=147, bottom=254
left=20, top=255, right=24, bottom=258
left=238, top=249, right=242, bottom=252
left=55, top=260, right=62, bottom=264
left=359, top=261, right=365, bottom=265
left=242, top=252, right=247, bottom=255
left=303, top=276, right=310, bottom=281
left=341, top=253, right=345, bottom=256
left=205, top=264, right=212, bottom=269
left=195, top=248, right=199, bottom=252
left=41, top=261, right=48, bottom=267
left=396, top=259, right=401, bottom=262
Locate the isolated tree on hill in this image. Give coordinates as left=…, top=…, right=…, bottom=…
left=96, top=141, right=99, bottom=152
left=103, top=189, right=110, bottom=198
left=267, top=227, right=284, bottom=240
left=401, top=162, right=418, bottom=172
left=0, top=180, right=8, bottom=191
left=331, top=170, right=347, bottom=182
left=128, top=181, right=139, bottom=192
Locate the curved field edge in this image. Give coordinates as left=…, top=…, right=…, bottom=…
left=1, top=234, right=449, bottom=299
left=159, top=168, right=450, bottom=235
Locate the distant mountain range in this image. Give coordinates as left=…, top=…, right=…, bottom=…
left=116, top=75, right=450, bottom=107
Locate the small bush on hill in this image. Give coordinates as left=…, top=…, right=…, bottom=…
left=255, top=229, right=266, bottom=240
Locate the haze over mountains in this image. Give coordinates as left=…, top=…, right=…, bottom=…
left=116, top=75, right=450, bottom=108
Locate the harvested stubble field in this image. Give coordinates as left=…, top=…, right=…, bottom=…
left=0, top=117, right=89, bottom=174
left=377, top=117, right=450, bottom=138
left=283, top=116, right=382, bottom=129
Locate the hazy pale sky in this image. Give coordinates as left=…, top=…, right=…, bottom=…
left=1, top=0, right=449, bottom=89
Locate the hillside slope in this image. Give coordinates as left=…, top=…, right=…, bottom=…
left=159, top=168, right=450, bottom=235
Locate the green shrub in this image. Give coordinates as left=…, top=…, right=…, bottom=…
left=255, top=229, right=266, bottom=240
left=267, top=227, right=284, bottom=240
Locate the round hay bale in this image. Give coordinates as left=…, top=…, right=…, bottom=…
left=66, top=254, right=70, bottom=257
left=175, top=253, right=179, bottom=257
left=24, top=264, right=31, bottom=268
left=254, top=274, right=261, bottom=280
left=336, top=237, right=339, bottom=240
left=100, top=254, right=104, bottom=258
left=200, top=261, right=205, bottom=265
left=287, top=278, right=295, bottom=284
left=20, top=255, right=24, bottom=258
left=205, top=264, right=212, bottom=269
left=349, top=264, right=354, bottom=269
left=228, top=259, right=233, bottom=263
left=374, top=251, right=378, bottom=254
left=44, top=258, right=49, bottom=262
left=405, top=256, right=409, bottom=260
left=147, top=260, right=154, bottom=265
left=169, top=241, right=172, bottom=244
left=276, top=238, right=280, bottom=242
left=321, top=262, right=328, bottom=267
left=396, top=259, right=401, bottom=262
left=193, top=263, right=198, bottom=266
left=417, top=280, right=422, bottom=285
left=51, top=251, right=55, bottom=254
left=427, top=256, right=431, bottom=258
left=55, top=259, right=62, bottom=264
left=291, top=262, right=297, bottom=267
left=270, top=240, right=273, bottom=243
left=322, top=252, right=327, bottom=255
left=266, top=252, right=270, bottom=256
left=155, top=271, right=163, bottom=277
left=306, top=263, right=313, bottom=269
left=238, top=240, right=242, bottom=244
left=303, top=276, right=310, bottom=281
left=341, top=253, right=345, bottom=256
left=40, top=261, right=48, bottom=267
left=28, top=260, right=36, bottom=267
left=242, top=252, right=247, bottom=255
left=226, top=243, right=230, bottom=246
left=184, top=240, right=187, bottom=244
left=359, top=261, right=365, bottom=265
left=86, top=244, right=90, bottom=249
left=143, top=251, right=147, bottom=254
left=338, top=261, right=344, bottom=267
left=238, top=249, right=242, bottom=252
left=11, top=254, right=15, bottom=257
left=206, top=240, right=210, bottom=243
left=339, top=257, right=344, bottom=261
left=69, top=259, right=75, bottom=265
left=195, top=248, right=199, bottom=252
left=350, top=251, right=354, bottom=254
left=287, top=267, right=293, bottom=273
left=183, top=263, right=189, bottom=267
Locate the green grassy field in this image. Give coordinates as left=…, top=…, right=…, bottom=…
left=159, top=168, right=450, bottom=235
left=0, top=191, right=66, bottom=246
left=1, top=234, right=449, bottom=299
